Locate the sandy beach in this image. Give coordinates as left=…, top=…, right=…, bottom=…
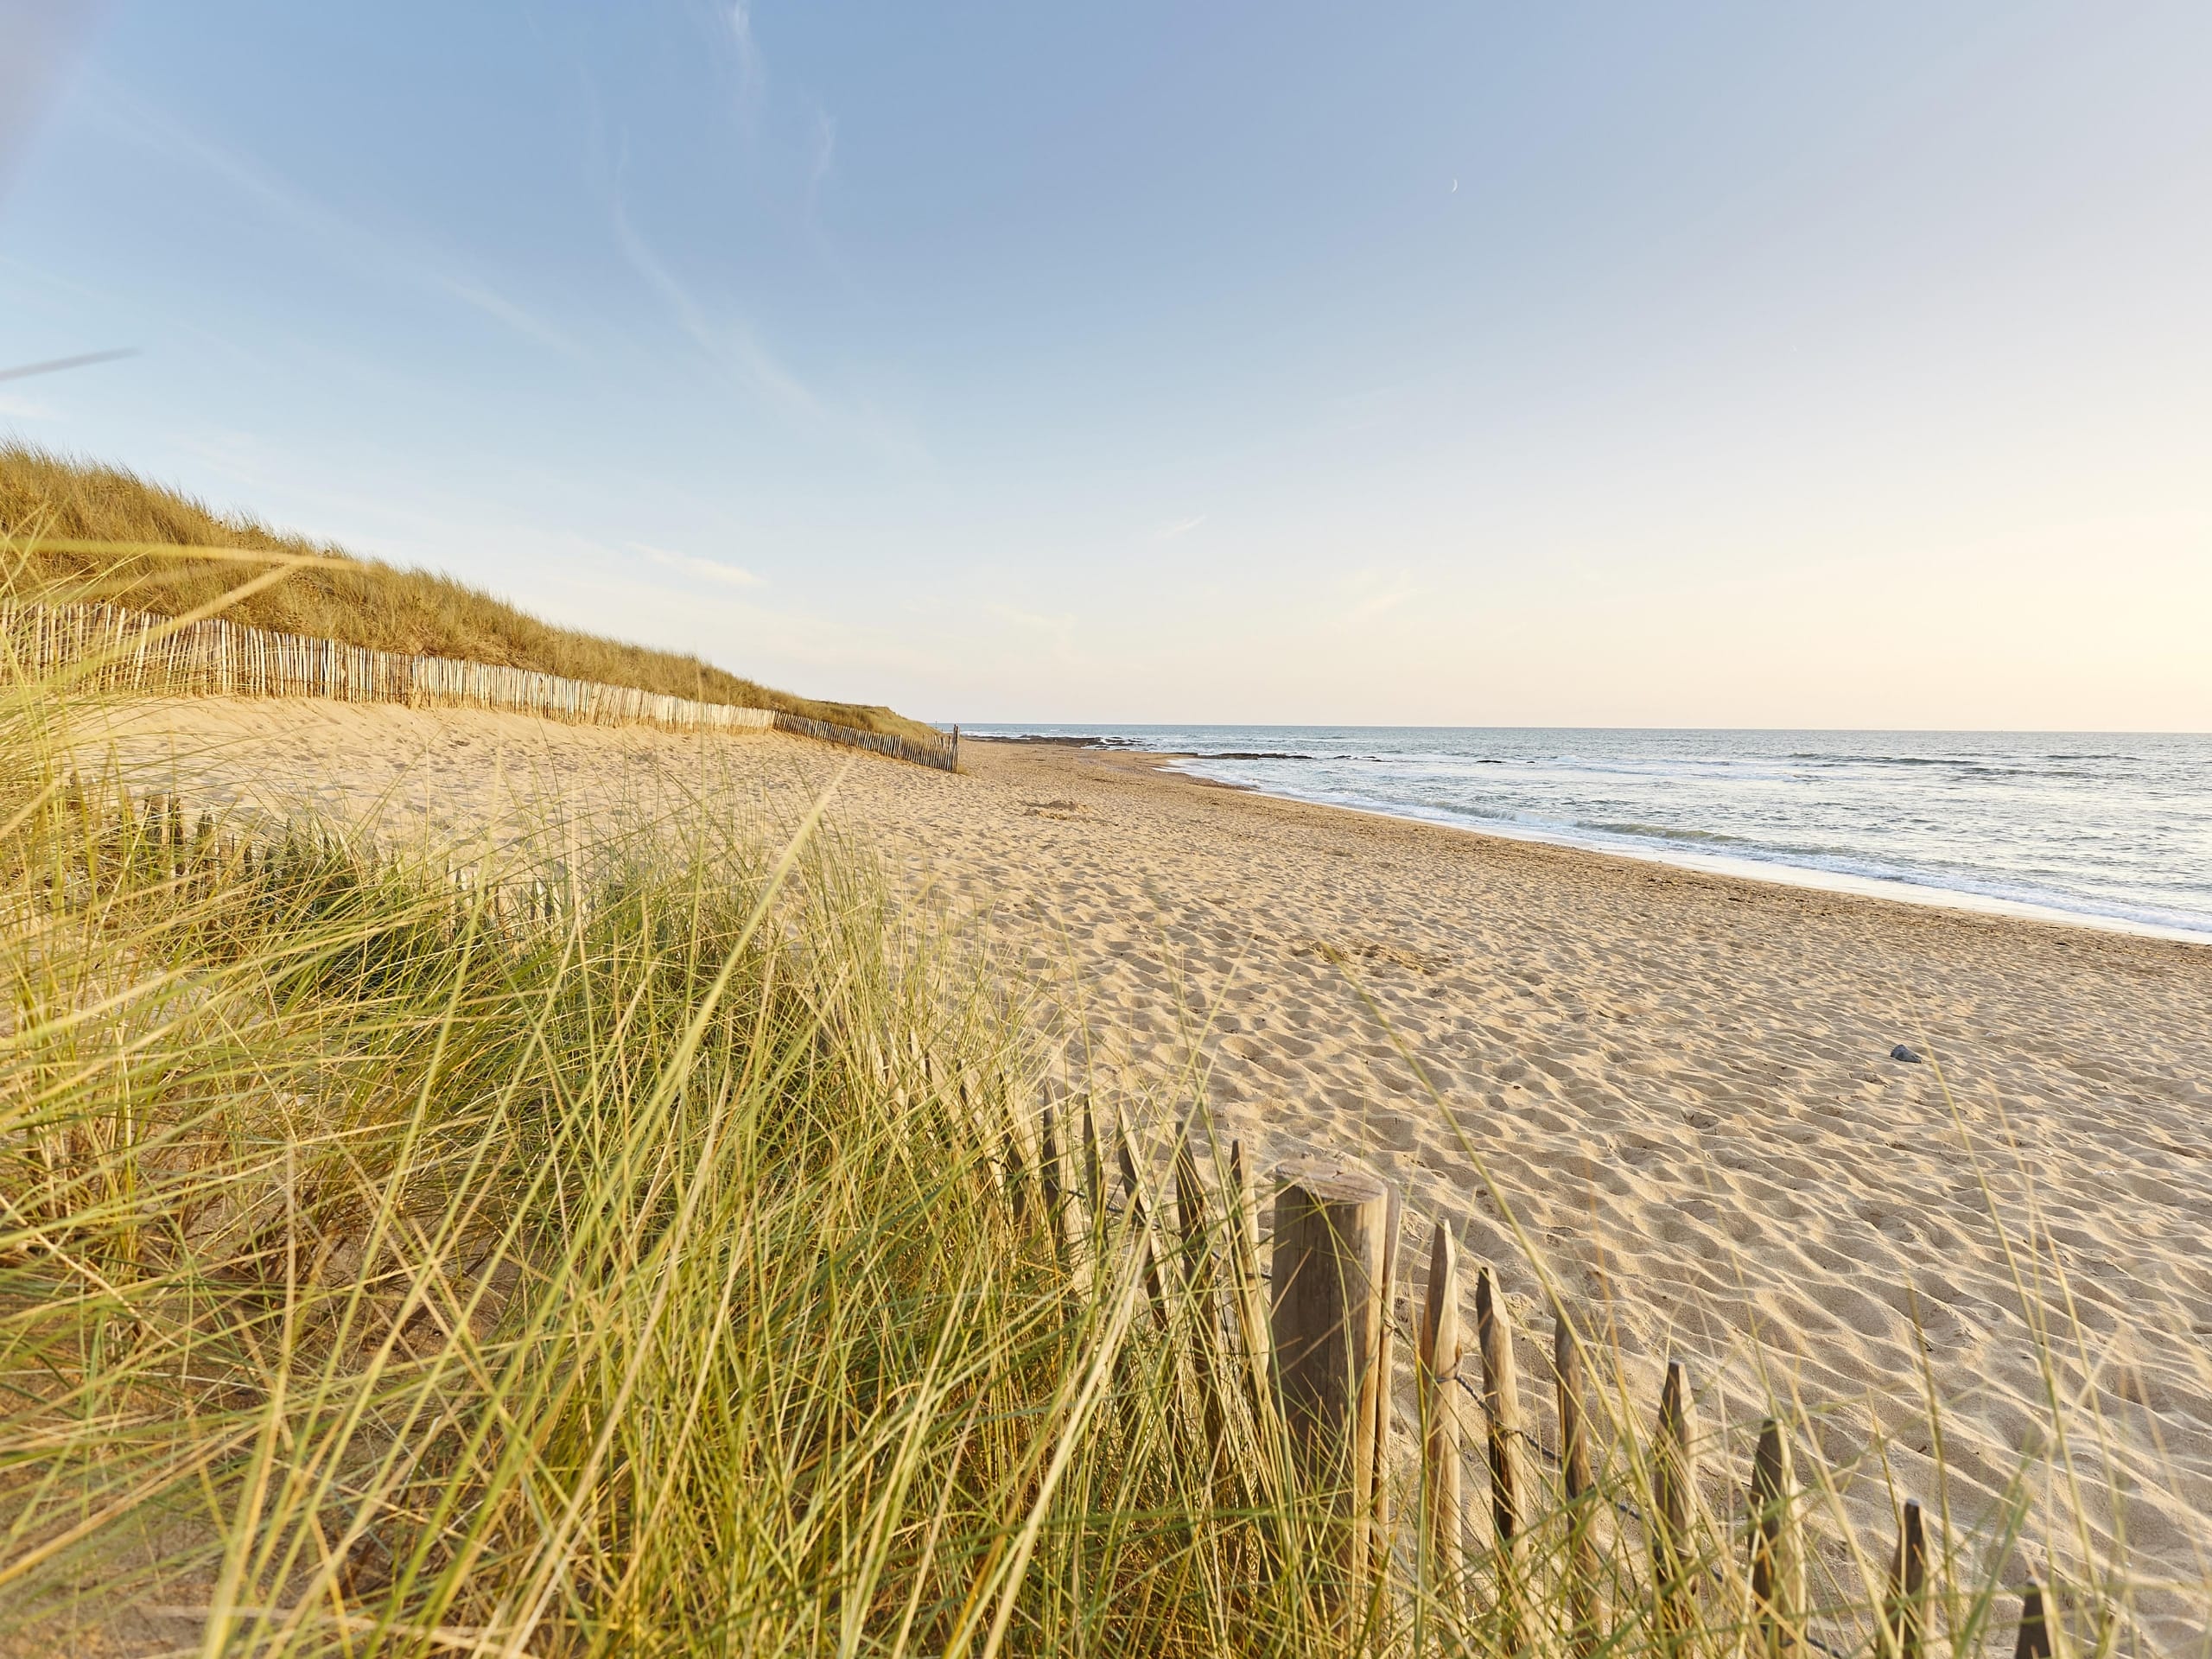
left=76, top=697, right=2212, bottom=1633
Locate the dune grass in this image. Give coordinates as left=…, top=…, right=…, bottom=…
left=0, top=635, right=2173, bottom=1654
left=0, top=442, right=934, bottom=740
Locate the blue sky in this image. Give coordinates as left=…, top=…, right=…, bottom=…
left=4, top=2, right=2209, bottom=728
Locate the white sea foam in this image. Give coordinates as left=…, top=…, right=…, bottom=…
left=963, top=726, right=2212, bottom=944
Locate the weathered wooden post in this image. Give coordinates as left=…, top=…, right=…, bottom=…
left=1173, top=1128, right=1227, bottom=1466
left=1750, top=1417, right=1804, bottom=1659
left=1554, top=1306, right=1601, bottom=1656
left=1883, top=1498, right=1928, bottom=1659
left=1173, top=1128, right=1214, bottom=1293
left=1039, top=1102, right=1069, bottom=1254
left=1477, top=1265, right=1528, bottom=1650
left=1271, top=1164, right=1393, bottom=1610
left=2012, top=1576, right=2055, bottom=1659
left=1416, top=1222, right=1465, bottom=1609
left=1116, top=1116, right=1171, bottom=1330
left=167, top=794, right=186, bottom=879
left=1081, top=1096, right=1105, bottom=1248
left=1225, top=1141, right=1274, bottom=1429
left=1001, top=1116, right=1030, bottom=1223
left=1653, top=1359, right=1700, bottom=1644
left=1370, top=1189, right=1402, bottom=1542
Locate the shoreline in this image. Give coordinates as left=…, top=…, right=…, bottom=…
left=979, top=734, right=2212, bottom=950
left=1160, top=752, right=2212, bottom=949
left=986, top=737, right=2212, bottom=970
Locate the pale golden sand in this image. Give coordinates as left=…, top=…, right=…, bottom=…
left=74, top=698, right=2212, bottom=1637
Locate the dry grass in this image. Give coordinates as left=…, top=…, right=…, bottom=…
left=0, top=442, right=934, bottom=740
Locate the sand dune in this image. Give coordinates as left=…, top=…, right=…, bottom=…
left=79, top=698, right=2212, bottom=1642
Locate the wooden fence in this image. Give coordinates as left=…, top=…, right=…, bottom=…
left=1012, top=1096, right=2069, bottom=1657
left=0, top=601, right=961, bottom=772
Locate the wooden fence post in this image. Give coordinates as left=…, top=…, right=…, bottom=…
left=1225, top=1141, right=1274, bottom=1434
left=1883, top=1498, right=1928, bottom=1659
left=1270, top=1164, right=1393, bottom=1611
left=1116, top=1116, right=1170, bottom=1331
left=1416, top=1221, right=1464, bottom=1610
left=1081, top=1097, right=1105, bottom=1249
left=1371, top=1188, right=1402, bottom=1544
left=1653, top=1359, right=1700, bottom=1644
left=1750, top=1416, right=1804, bottom=1659
left=1039, top=1103, right=1070, bottom=1257
left=1173, top=1127, right=1228, bottom=1468
left=1001, top=1105, right=1031, bottom=1225
left=1554, top=1306, right=1602, bottom=1656
left=1172, top=1127, right=1213, bottom=1294
left=1477, top=1264, right=1527, bottom=1651
left=2012, top=1576, right=2055, bottom=1659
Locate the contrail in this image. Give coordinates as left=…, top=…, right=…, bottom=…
left=0, top=347, right=140, bottom=384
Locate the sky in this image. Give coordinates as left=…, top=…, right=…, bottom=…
left=3, top=1, right=2209, bottom=729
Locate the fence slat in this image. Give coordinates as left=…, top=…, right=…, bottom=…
left=1172, top=1128, right=1228, bottom=1469
left=1370, top=1188, right=1401, bottom=1544
left=1, top=600, right=951, bottom=768
left=1554, top=1306, right=1602, bottom=1655
left=1478, top=1263, right=1527, bottom=1652
left=2013, top=1579, right=2055, bottom=1659
left=1751, top=1417, right=1805, bottom=1659
left=1417, top=1220, right=1464, bottom=1610
left=1116, top=1116, right=1170, bottom=1331
left=1081, top=1097, right=1105, bottom=1247
left=1224, top=1140, right=1273, bottom=1433
left=1654, top=1358, right=1699, bottom=1643
left=1039, top=1103, right=1070, bottom=1258
left=1270, top=1164, right=1393, bottom=1611
left=1884, top=1498, right=1928, bottom=1659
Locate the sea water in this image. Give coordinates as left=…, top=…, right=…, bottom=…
left=960, top=726, right=2212, bottom=944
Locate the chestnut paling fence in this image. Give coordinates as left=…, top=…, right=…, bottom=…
left=1001, top=1088, right=2075, bottom=1659
left=0, top=600, right=960, bottom=771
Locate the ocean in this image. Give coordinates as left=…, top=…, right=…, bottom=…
left=961, top=726, right=2212, bottom=944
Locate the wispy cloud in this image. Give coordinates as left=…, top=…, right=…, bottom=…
left=88, top=77, right=584, bottom=359
left=798, top=96, right=866, bottom=299
left=629, top=541, right=764, bottom=588
left=804, top=106, right=837, bottom=209
left=611, top=200, right=823, bottom=422
left=1344, top=569, right=1423, bottom=620
left=1153, top=513, right=1207, bottom=541
left=645, top=6, right=896, bottom=444
left=725, top=3, right=766, bottom=118
left=0, top=393, right=59, bottom=423
left=607, top=194, right=931, bottom=473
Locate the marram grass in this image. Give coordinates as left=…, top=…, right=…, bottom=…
left=0, top=442, right=935, bottom=740
left=0, top=706, right=1307, bottom=1655
left=0, top=675, right=2177, bottom=1655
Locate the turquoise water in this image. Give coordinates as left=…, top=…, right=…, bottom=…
left=963, top=726, right=2212, bottom=944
